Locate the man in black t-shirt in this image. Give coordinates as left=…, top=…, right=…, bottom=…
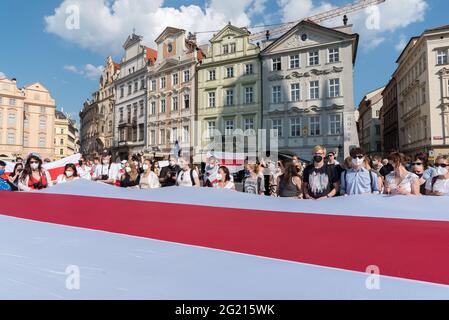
left=303, top=146, right=339, bottom=200
left=159, top=157, right=181, bottom=187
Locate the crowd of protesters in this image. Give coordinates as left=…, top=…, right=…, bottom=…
left=1, top=145, right=449, bottom=198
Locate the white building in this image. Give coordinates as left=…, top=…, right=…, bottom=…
left=357, top=87, right=384, bottom=155
left=113, top=33, right=157, bottom=160
left=260, top=20, right=359, bottom=161
left=395, top=24, right=449, bottom=157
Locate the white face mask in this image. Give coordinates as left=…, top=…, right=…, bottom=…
left=103, top=159, right=110, bottom=165
left=143, top=164, right=149, bottom=171
left=436, top=166, right=448, bottom=176
left=31, top=163, right=39, bottom=170
left=66, top=171, right=74, bottom=177
left=216, top=174, right=223, bottom=181
left=125, top=167, right=132, bottom=173
left=352, top=157, right=364, bottom=167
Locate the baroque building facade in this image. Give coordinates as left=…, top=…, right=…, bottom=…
left=260, top=20, right=359, bottom=161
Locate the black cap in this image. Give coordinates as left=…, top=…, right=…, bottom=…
left=0, top=160, right=6, bottom=167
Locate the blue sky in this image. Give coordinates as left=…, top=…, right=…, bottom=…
left=0, top=0, right=447, bottom=125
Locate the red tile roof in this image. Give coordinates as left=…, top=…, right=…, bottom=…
left=113, top=62, right=121, bottom=71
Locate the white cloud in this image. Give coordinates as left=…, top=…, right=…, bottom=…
left=395, top=34, right=408, bottom=52
left=45, top=0, right=262, bottom=55
left=277, top=0, right=428, bottom=51
left=0, top=71, right=6, bottom=79
left=64, top=64, right=103, bottom=80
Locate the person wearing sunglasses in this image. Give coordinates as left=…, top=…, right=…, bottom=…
left=340, top=148, right=379, bottom=196
left=175, top=157, right=200, bottom=187
left=18, top=153, right=53, bottom=191
left=384, top=152, right=420, bottom=196
left=303, top=145, right=339, bottom=200
left=425, top=156, right=449, bottom=196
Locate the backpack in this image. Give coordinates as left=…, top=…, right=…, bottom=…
left=177, top=169, right=197, bottom=186
left=344, top=169, right=374, bottom=194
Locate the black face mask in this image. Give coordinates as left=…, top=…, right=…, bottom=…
left=313, top=156, right=323, bottom=163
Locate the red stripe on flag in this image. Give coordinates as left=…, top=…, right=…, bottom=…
left=1, top=192, right=449, bottom=285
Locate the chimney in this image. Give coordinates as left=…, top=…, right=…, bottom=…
left=266, top=30, right=270, bottom=41
left=343, top=15, right=348, bottom=26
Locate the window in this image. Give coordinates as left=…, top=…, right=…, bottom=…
left=172, top=127, right=178, bottom=143
left=291, top=83, right=300, bottom=101
left=272, top=86, right=281, bottom=103
left=183, top=126, right=189, bottom=142
left=140, top=79, right=145, bottom=90
left=150, top=102, right=156, bottom=115
left=309, top=116, right=321, bottom=136
left=329, top=114, right=342, bottom=135
left=422, top=86, right=427, bottom=104
left=184, top=94, right=190, bottom=109
left=309, top=81, right=319, bottom=99
left=39, top=117, right=46, bottom=129
left=60, top=149, right=64, bottom=155
left=134, top=81, right=138, bottom=93
left=7, top=132, right=15, bottom=145
left=230, top=43, right=236, bottom=53
left=207, top=121, right=216, bottom=138
left=245, top=87, right=254, bottom=104
left=437, top=50, right=448, bottom=65
left=244, top=118, right=255, bottom=132
left=160, top=100, right=166, bottom=113
left=226, top=89, right=234, bottom=106
left=309, top=51, right=319, bottom=66
left=245, top=64, right=253, bottom=75
left=375, top=125, right=381, bottom=135
left=290, top=117, right=301, bottom=137
left=223, top=44, right=229, bottom=54
left=127, top=105, right=131, bottom=122
left=133, top=104, right=138, bottom=120
left=150, top=130, right=156, bottom=145
left=272, top=119, right=282, bottom=137
left=60, top=138, right=64, bottom=145
left=160, top=77, right=166, bottom=89
left=272, top=57, right=282, bottom=71
left=172, top=73, right=178, bottom=86
left=119, top=107, right=124, bottom=122
left=183, top=70, right=190, bottom=83
left=120, top=86, right=124, bottom=97
left=160, top=129, right=166, bottom=144
left=128, top=84, right=132, bottom=95
left=208, top=69, right=216, bottom=81
left=24, top=117, right=29, bottom=128
left=328, top=48, right=340, bottom=63
left=9, top=98, right=16, bottom=106
left=329, top=79, right=341, bottom=97
left=226, top=67, right=234, bottom=78
left=109, top=120, right=113, bottom=132
left=225, top=119, right=234, bottom=135
left=151, top=80, right=156, bottom=91
left=40, top=106, right=45, bottom=114
left=139, top=100, right=144, bottom=116
left=23, top=135, right=29, bottom=147
left=290, top=55, right=300, bottom=69
left=208, top=92, right=216, bottom=108
left=172, top=96, right=178, bottom=111
left=8, top=113, right=16, bottom=125
left=39, top=136, right=46, bottom=148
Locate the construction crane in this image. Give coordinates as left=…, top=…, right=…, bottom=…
left=248, top=0, right=386, bottom=42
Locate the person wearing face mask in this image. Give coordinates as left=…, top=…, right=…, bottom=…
left=203, top=156, right=220, bottom=188
left=176, top=157, right=200, bottom=187
left=340, top=148, right=379, bottom=196
left=140, top=159, right=161, bottom=189
left=92, top=150, right=120, bottom=185
left=384, top=152, right=420, bottom=196
left=159, top=157, right=181, bottom=187
left=19, top=154, right=53, bottom=191
left=425, top=156, right=449, bottom=196
left=76, top=156, right=92, bottom=180
left=0, top=160, right=12, bottom=191
left=56, top=164, right=79, bottom=184
left=120, top=161, right=140, bottom=188
left=213, top=166, right=235, bottom=190
left=302, top=145, right=339, bottom=200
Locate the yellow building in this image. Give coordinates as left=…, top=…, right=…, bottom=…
left=0, top=77, right=55, bottom=160
left=196, top=23, right=261, bottom=159
left=54, top=110, right=78, bottom=160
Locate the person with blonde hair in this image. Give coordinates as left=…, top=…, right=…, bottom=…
left=243, top=161, right=265, bottom=195
left=302, top=145, right=339, bottom=200
left=176, top=157, right=200, bottom=187
left=425, top=155, right=449, bottom=196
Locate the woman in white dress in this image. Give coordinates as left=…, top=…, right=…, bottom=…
left=139, top=159, right=161, bottom=189
left=56, top=164, right=79, bottom=184
left=384, top=152, right=420, bottom=196
left=213, top=166, right=236, bottom=191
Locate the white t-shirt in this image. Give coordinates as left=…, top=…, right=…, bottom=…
left=213, top=181, right=235, bottom=190
left=77, top=165, right=92, bottom=180
left=56, top=174, right=79, bottom=184
left=425, top=177, right=449, bottom=196
left=176, top=169, right=199, bottom=187
left=92, top=163, right=120, bottom=181
left=385, top=172, right=419, bottom=194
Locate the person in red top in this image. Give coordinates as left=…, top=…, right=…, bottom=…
left=18, top=153, right=53, bottom=191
